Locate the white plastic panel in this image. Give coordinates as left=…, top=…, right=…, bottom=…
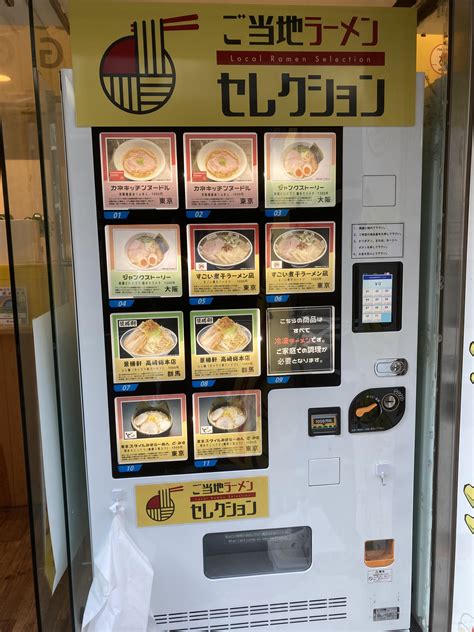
left=363, top=175, right=397, bottom=207
left=308, top=458, right=340, bottom=486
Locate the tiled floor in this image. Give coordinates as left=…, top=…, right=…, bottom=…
left=0, top=507, right=37, bottom=632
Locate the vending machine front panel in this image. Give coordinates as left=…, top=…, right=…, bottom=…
left=63, top=69, right=423, bottom=631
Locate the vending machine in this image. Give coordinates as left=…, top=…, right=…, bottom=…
left=63, top=58, right=423, bottom=630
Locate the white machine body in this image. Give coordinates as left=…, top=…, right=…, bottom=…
left=63, top=69, right=423, bottom=631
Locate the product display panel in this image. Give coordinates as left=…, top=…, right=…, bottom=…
left=90, top=126, right=342, bottom=479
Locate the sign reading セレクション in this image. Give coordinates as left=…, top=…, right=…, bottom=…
left=71, top=2, right=416, bottom=127
left=136, top=476, right=269, bottom=527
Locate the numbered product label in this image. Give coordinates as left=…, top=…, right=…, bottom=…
left=264, top=132, right=336, bottom=208
left=265, top=222, right=335, bottom=294
left=187, top=223, right=259, bottom=296
left=100, top=132, right=178, bottom=209
left=115, top=394, right=188, bottom=464
left=193, top=390, right=262, bottom=460
left=111, top=312, right=185, bottom=383
left=184, top=133, right=258, bottom=209
left=190, top=308, right=260, bottom=379
left=105, top=225, right=182, bottom=298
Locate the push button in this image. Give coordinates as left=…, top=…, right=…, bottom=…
left=362, top=175, right=396, bottom=207
left=308, top=458, right=340, bottom=486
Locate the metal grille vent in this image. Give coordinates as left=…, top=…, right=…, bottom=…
left=154, top=597, right=347, bottom=631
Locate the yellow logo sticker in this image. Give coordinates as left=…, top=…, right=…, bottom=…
left=136, top=476, right=269, bottom=527
left=71, top=2, right=416, bottom=127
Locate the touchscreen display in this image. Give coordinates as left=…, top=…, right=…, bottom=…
left=362, top=273, right=393, bottom=324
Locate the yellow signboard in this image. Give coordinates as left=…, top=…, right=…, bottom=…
left=71, top=2, right=416, bottom=126
left=136, top=476, right=269, bottom=527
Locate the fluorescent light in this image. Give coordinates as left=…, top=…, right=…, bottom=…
left=0, top=75, right=11, bottom=83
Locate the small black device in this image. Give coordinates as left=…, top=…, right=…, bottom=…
left=352, top=262, right=403, bottom=333
left=308, top=407, right=341, bottom=436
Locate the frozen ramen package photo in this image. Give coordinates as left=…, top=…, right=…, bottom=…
left=187, top=223, right=259, bottom=296
left=190, top=308, right=261, bottom=380
left=184, top=132, right=258, bottom=209
left=265, top=222, right=335, bottom=295
left=115, top=394, right=188, bottom=464
left=105, top=225, right=182, bottom=299
left=264, top=132, right=336, bottom=208
left=192, top=390, right=262, bottom=460
left=110, top=311, right=185, bottom=383
left=100, top=132, right=178, bottom=209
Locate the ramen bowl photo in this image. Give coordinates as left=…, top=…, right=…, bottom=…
left=197, top=316, right=251, bottom=354
left=120, top=319, right=177, bottom=358
left=113, top=139, right=166, bottom=181
left=131, top=406, right=173, bottom=438
left=281, top=142, right=324, bottom=180
left=273, top=229, right=327, bottom=266
left=197, top=231, right=252, bottom=268
left=196, top=140, right=248, bottom=182
left=207, top=399, right=248, bottom=433
left=125, top=232, right=169, bottom=270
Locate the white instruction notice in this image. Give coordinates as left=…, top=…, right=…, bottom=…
left=352, top=223, right=404, bottom=259
left=368, top=569, right=393, bottom=583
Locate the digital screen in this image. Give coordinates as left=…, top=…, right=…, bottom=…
left=308, top=407, right=341, bottom=436
left=362, top=273, right=393, bottom=324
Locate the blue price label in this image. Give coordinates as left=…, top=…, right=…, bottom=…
left=267, top=376, right=291, bottom=385
left=104, top=211, right=130, bottom=220
left=189, top=297, right=213, bottom=306
left=186, top=210, right=211, bottom=219
left=118, top=464, right=142, bottom=473
left=109, top=299, right=135, bottom=309
left=265, top=209, right=289, bottom=218
left=114, top=384, right=139, bottom=393
left=266, top=294, right=290, bottom=303
left=194, top=460, right=218, bottom=468
left=192, top=380, right=216, bottom=388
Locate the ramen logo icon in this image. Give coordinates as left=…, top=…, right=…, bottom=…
left=145, top=486, right=184, bottom=522
left=100, top=15, right=199, bottom=115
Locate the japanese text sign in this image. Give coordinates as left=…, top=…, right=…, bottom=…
left=71, top=2, right=416, bottom=126
left=135, top=476, right=269, bottom=526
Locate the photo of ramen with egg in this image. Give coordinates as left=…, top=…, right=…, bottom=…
left=184, top=133, right=258, bottom=209
left=193, top=390, right=262, bottom=460
left=105, top=225, right=182, bottom=299
left=115, top=394, right=188, bottom=464
left=100, top=132, right=178, bottom=209
left=264, top=132, right=336, bottom=208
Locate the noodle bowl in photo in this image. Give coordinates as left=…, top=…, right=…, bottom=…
left=113, top=139, right=166, bottom=181
left=196, top=140, right=248, bottom=182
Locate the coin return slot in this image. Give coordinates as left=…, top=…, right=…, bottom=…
left=364, top=539, right=395, bottom=568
